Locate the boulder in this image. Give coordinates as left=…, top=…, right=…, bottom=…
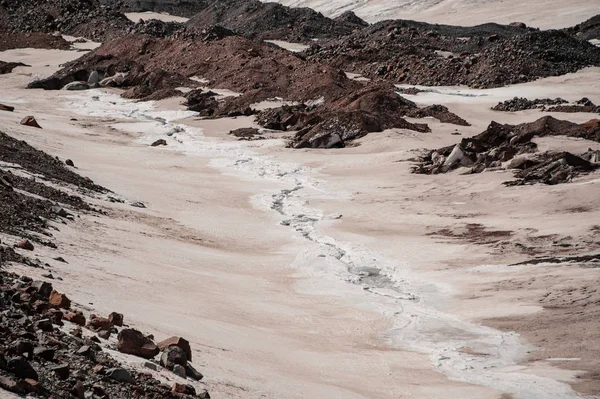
left=160, top=346, right=187, bottom=370
left=65, top=311, right=86, bottom=326
left=31, top=281, right=52, bottom=298
left=8, top=357, right=38, bottom=380
left=63, top=81, right=90, bottom=91
left=49, top=290, right=71, bottom=309
left=157, top=336, right=192, bottom=361
left=65, top=159, right=75, bottom=167
left=108, top=312, right=123, bottom=326
left=117, top=328, right=159, bottom=359
left=172, top=364, right=186, bottom=378
left=20, top=116, right=42, bottom=128
left=106, top=367, right=133, bottom=383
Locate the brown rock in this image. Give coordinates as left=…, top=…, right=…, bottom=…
left=0, top=376, right=26, bottom=394
left=15, top=240, right=34, bottom=251
left=23, top=378, right=43, bottom=394
left=0, top=103, right=15, bottom=112
left=65, top=311, right=86, bottom=326
left=117, top=328, right=159, bottom=359
left=172, top=383, right=196, bottom=395
left=87, top=316, right=112, bottom=331
left=65, top=159, right=75, bottom=167
left=157, top=336, right=192, bottom=361
left=108, top=312, right=124, bottom=327
left=20, top=116, right=42, bottom=129
left=49, top=290, right=71, bottom=309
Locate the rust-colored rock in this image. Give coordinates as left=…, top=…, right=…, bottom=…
left=117, top=328, right=159, bottom=359
left=0, top=103, right=15, bottom=112
left=157, top=336, right=192, bottom=361
left=108, top=312, right=124, bottom=327
left=65, top=311, right=86, bottom=326
left=20, top=116, right=42, bottom=129
left=49, top=289, right=71, bottom=309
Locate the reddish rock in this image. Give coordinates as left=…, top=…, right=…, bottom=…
left=172, top=383, right=196, bottom=395
left=20, top=116, right=42, bottom=129
left=117, top=328, right=159, bottom=359
left=157, top=336, right=192, bottom=361
left=65, top=311, right=86, bottom=326
left=49, top=290, right=71, bottom=309
left=15, top=240, right=34, bottom=251
left=108, top=312, right=124, bottom=327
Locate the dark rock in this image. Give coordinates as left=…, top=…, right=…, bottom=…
left=7, top=356, right=38, bottom=379
left=172, top=364, right=187, bottom=378
left=108, top=311, right=123, bottom=326
left=172, top=382, right=196, bottom=394
left=151, top=139, right=167, bottom=147
left=34, top=318, right=54, bottom=332
left=106, top=367, right=134, bottom=383
left=50, top=363, right=70, bottom=379
left=33, top=346, right=55, bottom=360
left=65, top=159, right=75, bottom=167
left=185, top=362, right=204, bottom=381
left=87, top=315, right=112, bottom=331
left=117, top=328, right=160, bottom=359
left=160, top=345, right=187, bottom=370
left=0, top=103, right=15, bottom=112
left=157, top=336, right=192, bottom=361
left=65, top=311, right=86, bottom=326
left=97, top=329, right=111, bottom=340
left=0, top=376, right=26, bottom=394
left=20, top=116, right=42, bottom=129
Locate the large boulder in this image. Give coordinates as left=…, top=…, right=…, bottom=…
left=157, top=336, right=192, bottom=361
left=160, top=346, right=187, bottom=370
left=117, top=329, right=159, bottom=359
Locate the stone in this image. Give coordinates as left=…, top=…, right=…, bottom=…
left=151, top=139, right=167, bottom=146
left=93, top=365, right=105, bottom=374
left=49, top=290, right=71, bottom=308
left=108, top=311, right=123, bottom=326
left=198, top=390, right=211, bottom=399
left=63, top=81, right=91, bottom=91
left=143, top=361, right=160, bottom=371
left=20, top=116, right=42, bottom=128
left=0, top=376, right=26, bottom=394
left=50, top=363, right=70, bottom=379
left=157, top=336, right=192, bottom=361
left=22, top=378, right=42, bottom=394
left=65, top=159, right=75, bottom=167
left=117, top=328, right=159, bottom=359
left=8, top=356, right=38, bottom=379
left=106, top=367, right=133, bottom=383
left=10, top=340, right=34, bottom=358
left=71, top=381, right=85, bottom=399
left=15, top=240, right=34, bottom=251
left=88, top=70, right=100, bottom=84
left=172, top=383, right=196, bottom=395
left=97, top=330, right=111, bottom=340
left=77, top=346, right=92, bottom=356
left=160, top=346, right=187, bottom=370
left=185, top=362, right=204, bottom=381
left=71, top=328, right=83, bottom=338
left=51, top=206, right=70, bottom=217
left=33, top=346, right=55, bottom=361
left=65, top=311, right=86, bottom=326
left=34, top=318, right=54, bottom=332
left=172, top=364, right=186, bottom=378
left=87, top=315, right=112, bottom=331
left=31, top=281, right=53, bottom=298
left=0, top=103, right=15, bottom=112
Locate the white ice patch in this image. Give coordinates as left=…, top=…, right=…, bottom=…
left=64, top=89, right=581, bottom=399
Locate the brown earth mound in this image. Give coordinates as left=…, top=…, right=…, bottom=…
left=0, top=32, right=70, bottom=51
left=304, top=20, right=600, bottom=88
left=412, top=116, right=600, bottom=184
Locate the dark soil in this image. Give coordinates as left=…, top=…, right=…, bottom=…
left=304, top=19, right=600, bottom=88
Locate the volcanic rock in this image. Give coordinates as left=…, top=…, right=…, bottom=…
left=0, top=103, right=14, bottom=112
left=151, top=139, right=167, bottom=146
left=160, top=346, right=187, bottom=370
left=20, top=116, right=42, bottom=129
left=157, top=336, right=193, bottom=361
left=108, top=311, right=124, bottom=326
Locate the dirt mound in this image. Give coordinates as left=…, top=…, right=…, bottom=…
left=185, top=0, right=366, bottom=42
left=1, top=0, right=133, bottom=41
left=0, top=32, right=70, bottom=51
left=413, top=116, right=600, bottom=184
left=492, top=97, right=568, bottom=112
left=565, top=14, right=600, bottom=41
left=305, top=20, right=600, bottom=88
